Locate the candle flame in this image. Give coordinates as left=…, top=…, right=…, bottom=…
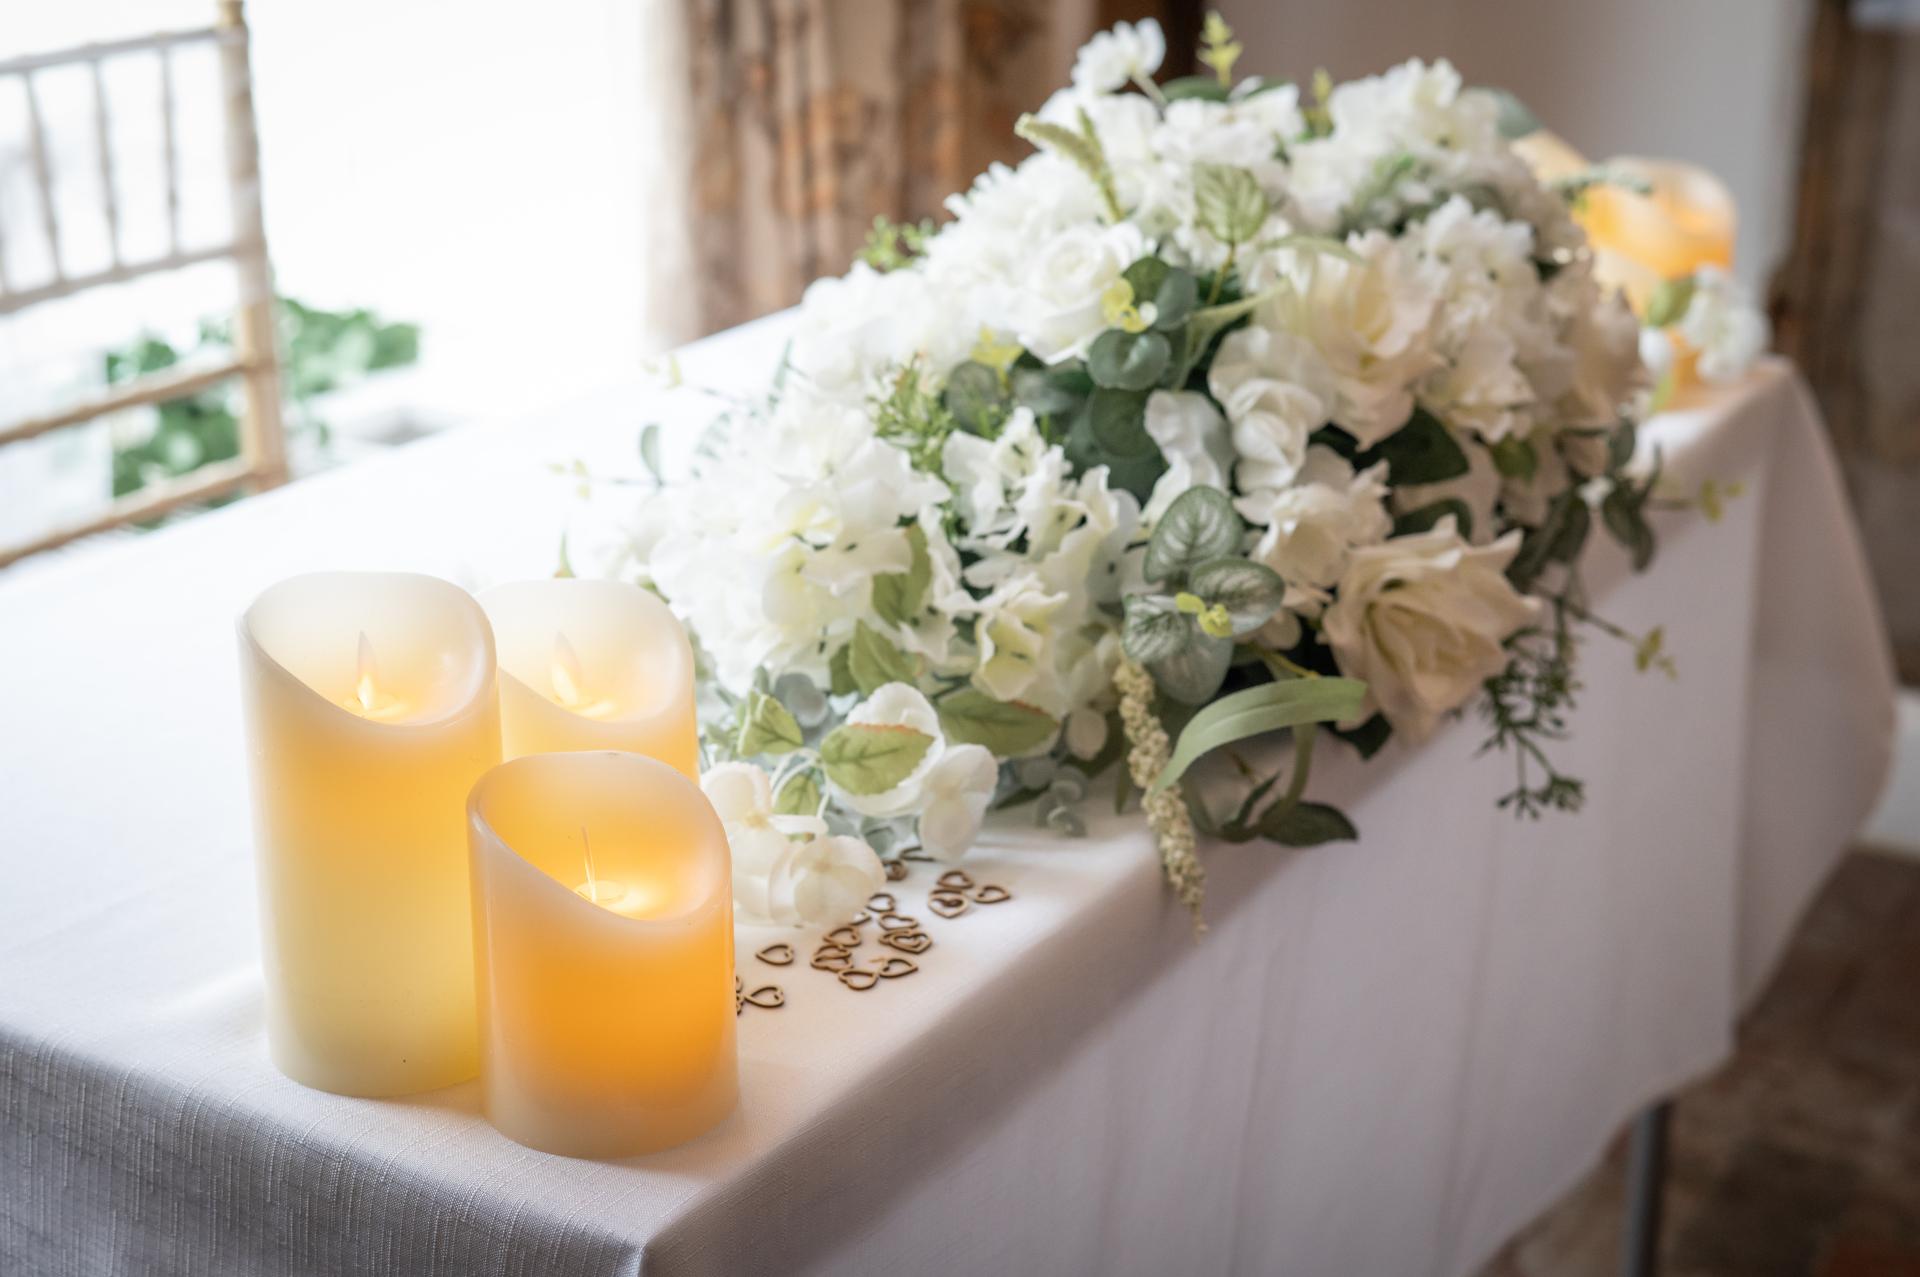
left=355, top=631, right=381, bottom=714
left=580, top=825, right=601, bottom=904
left=551, top=632, right=586, bottom=708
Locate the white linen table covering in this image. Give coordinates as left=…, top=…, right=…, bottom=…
left=0, top=313, right=1896, bottom=1277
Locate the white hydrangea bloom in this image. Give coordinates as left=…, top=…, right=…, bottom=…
left=1679, top=266, right=1769, bottom=383
left=704, top=763, right=883, bottom=928
left=1238, top=445, right=1392, bottom=593
left=1208, top=325, right=1336, bottom=496
left=917, top=745, right=1000, bottom=861
left=1070, top=18, right=1165, bottom=94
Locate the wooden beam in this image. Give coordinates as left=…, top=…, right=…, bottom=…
left=0, top=456, right=261, bottom=570
left=0, top=357, right=248, bottom=447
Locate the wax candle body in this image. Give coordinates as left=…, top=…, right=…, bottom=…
left=1580, top=156, right=1737, bottom=302
left=239, top=572, right=500, bottom=1096
left=468, top=752, right=737, bottom=1158
left=479, top=580, right=699, bottom=778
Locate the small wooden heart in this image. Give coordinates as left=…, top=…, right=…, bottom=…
left=929, top=891, right=970, bottom=919
left=878, top=912, right=918, bottom=932
left=756, top=943, right=795, bottom=966
left=824, top=924, right=864, bottom=948
left=872, top=956, right=917, bottom=979
left=970, top=884, right=1012, bottom=905
left=936, top=869, right=976, bottom=892
left=867, top=891, right=898, bottom=913
left=837, top=968, right=880, bottom=991
left=811, top=947, right=854, bottom=972
left=885, top=860, right=909, bottom=882
left=878, top=929, right=931, bottom=954
left=741, top=984, right=786, bottom=1009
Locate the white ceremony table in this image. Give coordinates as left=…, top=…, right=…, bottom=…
left=0, top=313, right=1897, bottom=1277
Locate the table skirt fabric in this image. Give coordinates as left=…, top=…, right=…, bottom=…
left=0, top=326, right=1896, bottom=1277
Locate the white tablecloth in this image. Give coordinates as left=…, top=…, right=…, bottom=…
left=0, top=315, right=1896, bottom=1277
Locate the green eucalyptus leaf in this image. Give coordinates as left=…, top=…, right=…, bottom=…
left=1362, top=409, right=1469, bottom=485
left=1549, top=497, right=1592, bottom=564
left=1087, top=387, right=1158, bottom=457
left=1123, top=257, right=1199, bottom=331
left=936, top=689, right=1058, bottom=757
left=639, top=423, right=665, bottom=484
left=1644, top=274, right=1697, bottom=329
left=1152, top=676, right=1369, bottom=792
left=1144, top=486, right=1242, bottom=584
left=1607, top=419, right=1638, bottom=472
left=1011, top=363, right=1089, bottom=419
left=1187, top=557, right=1286, bottom=636
left=1122, top=594, right=1194, bottom=665
left=736, top=690, right=804, bottom=756
left=1393, top=498, right=1474, bottom=540
left=1259, top=800, right=1358, bottom=846
left=1149, top=631, right=1235, bottom=706
left=772, top=769, right=823, bottom=816
left=871, top=523, right=932, bottom=626
left=1161, top=75, right=1231, bottom=102
left=943, top=360, right=1009, bottom=434
left=819, top=723, right=935, bottom=796
left=1481, top=87, right=1540, bottom=140
left=1193, top=162, right=1270, bottom=246
left=1089, top=329, right=1171, bottom=391
left=848, top=620, right=917, bottom=695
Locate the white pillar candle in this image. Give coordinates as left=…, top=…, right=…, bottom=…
left=479, top=579, right=699, bottom=778
left=238, top=572, right=501, bottom=1096
left=467, top=751, right=738, bottom=1158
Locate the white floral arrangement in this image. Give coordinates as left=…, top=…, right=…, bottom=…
left=588, top=16, right=1762, bottom=927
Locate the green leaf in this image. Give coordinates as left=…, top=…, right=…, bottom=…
left=1149, top=632, right=1235, bottom=706
left=1601, top=488, right=1656, bottom=571
left=1607, top=420, right=1638, bottom=472
left=848, top=621, right=917, bottom=696
left=1193, top=163, right=1270, bottom=247
left=1152, top=676, right=1370, bottom=792
left=1088, top=329, right=1171, bottom=391
left=937, top=690, right=1058, bottom=756
left=871, top=523, right=932, bottom=626
left=828, top=644, right=857, bottom=696
left=1362, top=409, right=1469, bottom=485
left=1016, top=110, right=1122, bottom=223
left=1481, top=87, right=1540, bottom=139
left=819, top=723, right=935, bottom=796
left=1331, top=711, right=1392, bottom=760
left=1187, top=557, right=1286, bottom=636
left=772, top=769, right=823, bottom=816
left=1489, top=436, right=1536, bottom=481
left=1012, top=362, right=1090, bottom=418
left=639, top=423, right=665, bottom=484
left=1123, top=257, right=1199, bottom=331
left=1644, top=274, right=1697, bottom=329
left=943, top=361, right=1009, bottom=434
left=1161, top=75, right=1231, bottom=102
left=736, top=690, right=804, bottom=756
left=1144, top=486, right=1242, bottom=584
left=1087, top=387, right=1158, bottom=457
left=1393, top=498, right=1473, bottom=540
left=1259, top=800, right=1358, bottom=847
left=1550, top=498, right=1592, bottom=564
left=1122, top=594, right=1193, bottom=665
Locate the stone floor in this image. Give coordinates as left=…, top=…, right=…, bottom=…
left=1479, top=850, right=1920, bottom=1277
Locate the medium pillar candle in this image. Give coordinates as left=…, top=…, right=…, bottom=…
left=239, top=571, right=501, bottom=1097
left=479, top=579, right=699, bottom=777
left=468, top=751, right=738, bottom=1158
left=1580, top=156, right=1737, bottom=305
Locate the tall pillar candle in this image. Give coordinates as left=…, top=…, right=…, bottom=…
left=239, top=572, right=500, bottom=1096
left=479, top=579, right=699, bottom=777
left=468, top=751, right=738, bottom=1158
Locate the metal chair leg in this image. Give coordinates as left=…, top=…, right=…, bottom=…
left=1621, top=1100, right=1673, bottom=1277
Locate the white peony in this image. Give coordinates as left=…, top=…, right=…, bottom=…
left=1011, top=221, right=1149, bottom=364
left=1679, top=266, right=1769, bottom=383
left=917, top=744, right=1000, bottom=861
left=1321, top=519, right=1541, bottom=740
left=704, top=763, right=884, bottom=927
left=1070, top=18, right=1165, bottom=94
left=1258, top=233, right=1441, bottom=447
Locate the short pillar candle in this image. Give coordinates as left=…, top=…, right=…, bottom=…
left=467, top=751, right=738, bottom=1158
left=238, top=571, right=501, bottom=1096
left=479, top=579, right=699, bottom=777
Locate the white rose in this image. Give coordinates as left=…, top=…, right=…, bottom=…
left=1321, top=520, right=1541, bottom=741
left=1070, top=18, right=1165, bottom=93
left=917, top=744, right=1000, bottom=862
left=1012, top=221, right=1149, bottom=364
left=837, top=683, right=947, bottom=818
